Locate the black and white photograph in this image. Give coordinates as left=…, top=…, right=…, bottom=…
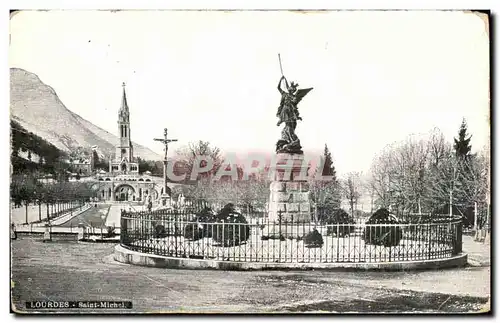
left=8, top=9, right=491, bottom=314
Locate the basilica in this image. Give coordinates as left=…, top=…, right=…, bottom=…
left=93, top=83, right=166, bottom=203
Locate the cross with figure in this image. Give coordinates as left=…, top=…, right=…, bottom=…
left=154, top=128, right=178, bottom=200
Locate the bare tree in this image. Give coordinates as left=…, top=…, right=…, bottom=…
left=343, top=172, right=362, bottom=216
left=175, top=140, right=224, bottom=180
left=370, top=135, right=430, bottom=215
left=235, top=179, right=270, bottom=213
left=369, top=146, right=395, bottom=209
left=393, top=136, right=429, bottom=214
left=369, top=125, right=490, bottom=220
left=456, top=149, right=489, bottom=223
left=424, top=129, right=454, bottom=210
left=428, top=128, right=450, bottom=168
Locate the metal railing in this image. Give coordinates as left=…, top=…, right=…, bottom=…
left=120, top=207, right=463, bottom=264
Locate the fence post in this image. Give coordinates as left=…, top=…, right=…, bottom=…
left=175, top=211, right=178, bottom=257
left=456, top=221, right=463, bottom=255
left=278, top=213, right=282, bottom=261
left=222, top=220, right=225, bottom=256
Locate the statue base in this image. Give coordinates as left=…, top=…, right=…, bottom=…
left=268, top=153, right=311, bottom=223
left=276, top=139, right=303, bottom=155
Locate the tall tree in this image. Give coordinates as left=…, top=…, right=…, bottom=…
left=344, top=172, right=362, bottom=216
left=321, top=144, right=335, bottom=177
left=370, top=135, right=430, bottom=214
left=310, top=144, right=341, bottom=221
left=369, top=145, right=396, bottom=210
left=453, top=118, right=477, bottom=208
left=424, top=129, right=454, bottom=211
left=454, top=118, right=472, bottom=160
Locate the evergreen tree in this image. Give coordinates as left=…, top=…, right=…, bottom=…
left=310, top=144, right=341, bottom=222
left=454, top=118, right=472, bottom=160
left=322, top=144, right=336, bottom=178
left=451, top=118, right=486, bottom=209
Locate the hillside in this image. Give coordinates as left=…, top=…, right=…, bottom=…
left=10, top=119, right=68, bottom=175
left=10, top=68, right=161, bottom=161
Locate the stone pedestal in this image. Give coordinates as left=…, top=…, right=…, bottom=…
left=268, top=153, right=312, bottom=223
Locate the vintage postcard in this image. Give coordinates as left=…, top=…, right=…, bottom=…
left=9, top=9, right=491, bottom=314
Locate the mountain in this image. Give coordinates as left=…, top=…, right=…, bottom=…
left=10, top=68, right=162, bottom=161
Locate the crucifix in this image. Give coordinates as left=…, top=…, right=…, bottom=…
left=154, top=128, right=178, bottom=200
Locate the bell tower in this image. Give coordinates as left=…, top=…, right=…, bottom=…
left=116, top=82, right=134, bottom=170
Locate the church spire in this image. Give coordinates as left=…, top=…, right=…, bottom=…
left=121, top=82, right=129, bottom=113
left=119, top=82, right=129, bottom=122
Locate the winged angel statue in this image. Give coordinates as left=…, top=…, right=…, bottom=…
left=275, top=75, right=313, bottom=154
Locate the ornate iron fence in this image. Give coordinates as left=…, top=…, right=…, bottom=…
left=120, top=207, right=463, bottom=263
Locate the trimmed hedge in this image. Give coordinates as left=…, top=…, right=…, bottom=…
left=363, top=208, right=402, bottom=247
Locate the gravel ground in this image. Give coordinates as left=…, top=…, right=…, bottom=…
left=10, top=238, right=490, bottom=314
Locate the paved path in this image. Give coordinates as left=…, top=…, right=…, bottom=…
left=11, top=238, right=490, bottom=313
left=462, top=235, right=491, bottom=266
left=11, top=204, right=49, bottom=225
left=59, top=204, right=111, bottom=228
left=105, top=205, right=121, bottom=228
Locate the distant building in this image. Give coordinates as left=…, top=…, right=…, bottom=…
left=71, top=158, right=92, bottom=176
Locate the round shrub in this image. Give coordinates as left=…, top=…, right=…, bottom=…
left=196, top=207, right=216, bottom=238
left=183, top=223, right=204, bottom=241
left=363, top=208, right=402, bottom=247
left=153, top=224, right=167, bottom=238
left=325, top=208, right=356, bottom=237
left=181, top=207, right=216, bottom=240
left=303, top=229, right=324, bottom=248
left=212, top=203, right=251, bottom=247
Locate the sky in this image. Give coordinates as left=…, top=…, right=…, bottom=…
left=9, top=10, right=490, bottom=175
